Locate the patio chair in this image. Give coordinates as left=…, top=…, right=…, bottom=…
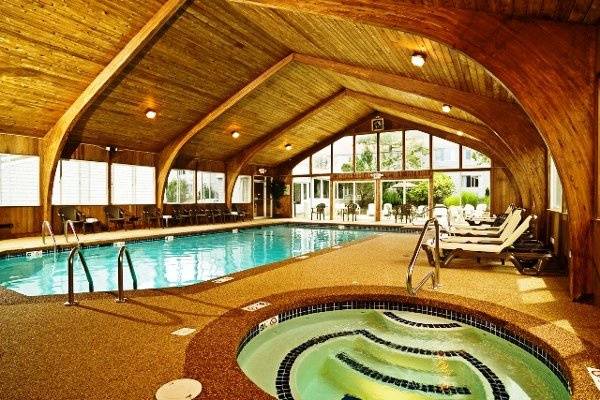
left=423, top=215, right=547, bottom=274
left=311, top=203, right=326, bottom=220
left=234, top=205, right=248, bottom=221
left=143, top=205, right=162, bottom=228
left=346, top=203, right=358, bottom=221
left=103, top=205, right=125, bottom=230
left=172, top=205, right=192, bottom=225
left=395, top=203, right=413, bottom=223
left=463, top=204, right=475, bottom=219
left=382, top=203, right=393, bottom=218
left=57, top=206, right=85, bottom=234
left=367, top=203, right=376, bottom=217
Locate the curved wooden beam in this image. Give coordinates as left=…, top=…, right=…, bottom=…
left=155, top=54, right=295, bottom=209
left=224, top=89, right=348, bottom=206
left=228, top=0, right=597, bottom=299
left=292, top=52, right=546, bottom=213
left=39, top=0, right=188, bottom=221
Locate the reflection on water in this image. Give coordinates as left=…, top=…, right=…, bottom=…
left=0, top=225, right=374, bottom=296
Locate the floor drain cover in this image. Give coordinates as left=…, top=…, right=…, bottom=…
left=156, top=379, right=202, bottom=400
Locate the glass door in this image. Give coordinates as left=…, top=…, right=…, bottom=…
left=334, top=181, right=375, bottom=222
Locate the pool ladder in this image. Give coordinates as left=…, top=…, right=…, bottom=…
left=41, top=220, right=57, bottom=256
left=116, top=245, right=138, bottom=303
left=65, top=246, right=94, bottom=306
left=64, top=219, right=80, bottom=245
left=64, top=245, right=138, bottom=306
left=406, top=217, right=441, bottom=296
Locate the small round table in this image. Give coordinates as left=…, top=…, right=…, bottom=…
left=162, top=215, right=172, bottom=228
left=83, top=218, right=99, bottom=233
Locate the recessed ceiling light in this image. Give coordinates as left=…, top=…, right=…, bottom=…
left=442, top=104, right=452, bottom=113
left=145, top=109, right=157, bottom=119
left=411, top=52, right=426, bottom=67
left=231, top=131, right=240, bottom=139
left=285, top=143, right=292, bottom=151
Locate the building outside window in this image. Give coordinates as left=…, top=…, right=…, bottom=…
left=0, top=154, right=39, bottom=206
left=332, top=136, right=353, bottom=173
left=311, top=145, right=331, bottom=174
left=432, top=137, right=459, bottom=169
left=549, top=155, right=563, bottom=211
left=197, top=171, right=225, bottom=203
left=462, top=146, right=491, bottom=168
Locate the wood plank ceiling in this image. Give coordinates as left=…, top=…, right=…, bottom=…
left=3, top=0, right=591, bottom=166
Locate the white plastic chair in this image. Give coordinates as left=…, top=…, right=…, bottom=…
left=463, top=204, right=475, bottom=219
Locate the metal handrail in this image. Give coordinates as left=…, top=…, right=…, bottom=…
left=65, top=246, right=94, bottom=306
left=406, top=217, right=441, bottom=296
left=41, top=220, right=57, bottom=254
left=64, top=219, right=80, bottom=244
left=116, top=246, right=138, bottom=303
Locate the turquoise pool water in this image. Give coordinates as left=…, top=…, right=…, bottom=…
left=0, top=225, right=374, bottom=296
left=238, top=309, right=570, bottom=400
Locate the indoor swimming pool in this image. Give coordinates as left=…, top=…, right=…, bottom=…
left=238, top=306, right=570, bottom=400
left=0, top=225, right=375, bottom=296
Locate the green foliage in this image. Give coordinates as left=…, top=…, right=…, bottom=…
left=471, top=151, right=491, bottom=167
left=382, top=188, right=402, bottom=206
left=443, top=195, right=461, bottom=207
left=355, top=146, right=376, bottom=172
left=460, top=191, right=480, bottom=206
left=166, top=178, right=192, bottom=203
left=405, top=143, right=428, bottom=169
left=431, top=174, right=455, bottom=204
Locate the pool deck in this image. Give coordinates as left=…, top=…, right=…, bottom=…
left=1, top=219, right=599, bottom=399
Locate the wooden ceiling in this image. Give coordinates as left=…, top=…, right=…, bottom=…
left=375, top=0, right=600, bottom=24
left=2, top=0, right=581, bottom=166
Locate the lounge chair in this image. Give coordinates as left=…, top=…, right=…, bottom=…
left=449, top=208, right=521, bottom=236
left=57, top=206, right=86, bottom=234
left=442, top=209, right=522, bottom=243
left=104, top=205, right=125, bottom=230
left=423, top=215, right=548, bottom=274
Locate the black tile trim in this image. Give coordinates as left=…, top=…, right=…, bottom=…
left=238, top=301, right=570, bottom=395
left=335, top=351, right=471, bottom=397
left=275, top=329, right=506, bottom=399
left=382, top=311, right=462, bottom=328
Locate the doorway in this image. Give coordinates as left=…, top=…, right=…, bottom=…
left=254, top=178, right=266, bottom=218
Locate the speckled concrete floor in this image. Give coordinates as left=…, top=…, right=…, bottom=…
left=0, top=228, right=599, bottom=400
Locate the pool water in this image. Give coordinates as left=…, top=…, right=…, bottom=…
left=0, top=225, right=374, bottom=296
left=238, top=309, right=570, bottom=400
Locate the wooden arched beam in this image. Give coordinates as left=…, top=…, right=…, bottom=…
left=228, top=0, right=597, bottom=299
left=155, top=54, right=295, bottom=209
left=38, top=0, right=188, bottom=222
left=346, top=90, right=531, bottom=209
left=292, top=53, right=546, bottom=212
left=224, top=90, right=348, bottom=206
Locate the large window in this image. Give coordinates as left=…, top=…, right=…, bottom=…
left=379, top=131, right=403, bottom=171
left=549, top=156, right=563, bottom=211
left=432, top=137, right=459, bottom=169
left=111, top=164, right=155, bottom=205
left=197, top=171, right=224, bottom=203
left=52, top=159, right=108, bottom=205
left=332, top=136, right=353, bottom=173
left=405, top=130, right=430, bottom=170
left=233, top=175, right=251, bottom=203
left=0, top=154, right=39, bottom=206
left=311, top=145, right=331, bottom=174
left=462, top=146, right=491, bottom=168
left=292, top=157, right=310, bottom=175
left=355, top=133, right=377, bottom=172
left=164, top=169, right=195, bottom=203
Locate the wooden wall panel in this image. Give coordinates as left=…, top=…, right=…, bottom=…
left=490, top=167, right=518, bottom=215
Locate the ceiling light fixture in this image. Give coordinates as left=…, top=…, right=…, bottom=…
left=231, top=131, right=240, bottom=139
left=456, top=130, right=464, bottom=136
left=145, top=109, right=157, bottom=119
left=285, top=144, right=292, bottom=151
left=442, top=104, right=452, bottom=113
left=258, top=168, right=267, bottom=174
left=411, top=52, right=426, bottom=67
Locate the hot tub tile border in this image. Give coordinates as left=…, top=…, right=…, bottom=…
left=237, top=300, right=571, bottom=394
